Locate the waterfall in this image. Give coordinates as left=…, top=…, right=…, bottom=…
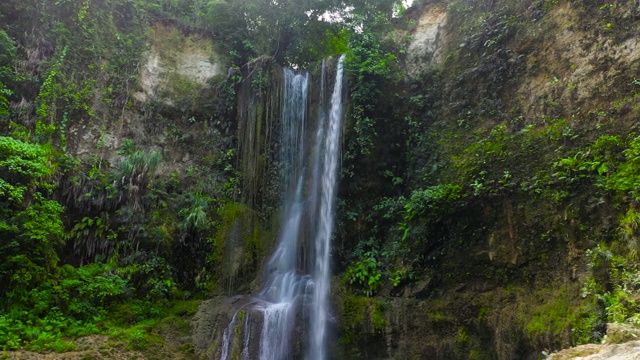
left=218, top=56, right=346, bottom=360
left=241, top=312, right=252, bottom=360
left=257, top=68, right=309, bottom=360
left=220, top=313, right=238, bottom=360
left=308, top=54, right=346, bottom=360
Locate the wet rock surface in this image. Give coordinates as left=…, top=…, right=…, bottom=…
left=191, top=296, right=264, bottom=360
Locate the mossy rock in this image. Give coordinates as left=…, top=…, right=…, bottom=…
left=211, top=202, right=273, bottom=294
left=606, top=323, right=640, bottom=344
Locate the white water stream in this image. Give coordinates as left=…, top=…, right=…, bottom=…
left=307, top=55, right=345, bottom=360
left=257, top=67, right=310, bottom=360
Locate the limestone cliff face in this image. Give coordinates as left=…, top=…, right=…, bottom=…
left=513, top=2, right=640, bottom=121
left=404, top=2, right=448, bottom=77
left=404, top=1, right=640, bottom=121
left=334, top=1, right=640, bottom=360
left=135, top=23, right=224, bottom=105
left=67, top=22, right=228, bottom=179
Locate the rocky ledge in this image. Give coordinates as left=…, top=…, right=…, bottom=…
left=549, top=324, right=640, bottom=360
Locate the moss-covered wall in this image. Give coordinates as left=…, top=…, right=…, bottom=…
left=335, top=0, right=640, bottom=359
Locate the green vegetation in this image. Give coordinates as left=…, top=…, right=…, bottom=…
left=0, top=257, right=201, bottom=351
left=2, top=0, right=640, bottom=358
left=0, top=0, right=234, bottom=352
left=339, top=293, right=387, bottom=354
left=336, top=0, right=640, bottom=358
left=0, top=0, right=416, bottom=352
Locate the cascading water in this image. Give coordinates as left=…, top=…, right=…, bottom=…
left=308, top=55, right=346, bottom=360
left=258, top=67, right=310, bottom=360
left=218, top=55, right=346, bottom=360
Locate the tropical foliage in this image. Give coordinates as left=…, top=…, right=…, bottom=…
left=2, top=0, right=639, bottom=357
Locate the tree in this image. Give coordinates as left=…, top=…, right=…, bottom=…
left=0, top=136, right=64, bottom=301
